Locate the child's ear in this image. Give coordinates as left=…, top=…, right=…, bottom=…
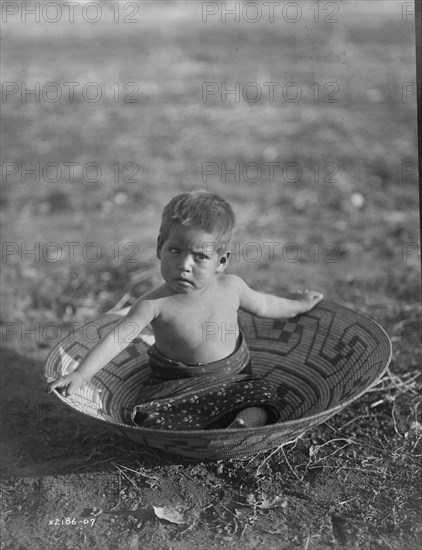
left=216, top=252, right=229, bottom=272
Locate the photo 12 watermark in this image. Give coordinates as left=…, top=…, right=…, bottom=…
left=1, top=1, right=140, bottom=24
left=2, top=320, right=104, bottom=345
left=1, top=319, right=150, bottom=347
left=2, top=82, right=141, bottom=104
left=402, top=242, right=420, bottom=263
left=401, top=162, right=418, bottom=183
left=401, top=2, right=415, bottom=22
left=400, top=322, right=420, bottom=342
left=202, top=161, right=339, bottom=184
left=202, top=81, right=340, bottom=104
left=1, top=400, right=74, bottom=425
left=2, top=162, right=140, bottom=184
left=402, top=82, right=416, bottom=103
left=204, top=240, right=345, bottom=264
left=1, top=241, right=143, bottom=264
left=202, top=319, right=302, bottom=344
left=202, top=1, right=340, bottom=24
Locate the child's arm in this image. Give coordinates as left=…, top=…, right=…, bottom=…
left=232, top=276, right=323, bottom=319
left=47, top=298, right=158, bottom=396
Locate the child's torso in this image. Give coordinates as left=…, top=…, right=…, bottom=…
left=150, top=278, right=240, bottom=364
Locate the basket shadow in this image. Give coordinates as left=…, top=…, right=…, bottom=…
left=1, top=347, right=194, bottom=478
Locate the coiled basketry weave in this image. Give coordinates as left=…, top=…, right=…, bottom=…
left=45, top=300, right=392, bottom=459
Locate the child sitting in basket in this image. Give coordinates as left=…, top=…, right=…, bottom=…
left=48, top=191, right=323, bottom=429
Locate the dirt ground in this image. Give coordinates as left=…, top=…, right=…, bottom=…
left=1, top=317, right=421, bottom=550
left=1, top=2, right=421, bottom=549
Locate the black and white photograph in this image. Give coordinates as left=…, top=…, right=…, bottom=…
left=1, top=1, right=420, bottom=548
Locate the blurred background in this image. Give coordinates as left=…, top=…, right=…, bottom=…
left=1, top=0, right=419, bottom=341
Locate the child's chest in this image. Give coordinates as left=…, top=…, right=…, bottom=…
left=155, top=290, right=238, bottom=332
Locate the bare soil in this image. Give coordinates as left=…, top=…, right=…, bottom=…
left=1, top=329, right=421, bottom=549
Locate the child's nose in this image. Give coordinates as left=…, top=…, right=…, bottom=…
left=177, top=253, right=193, bottom=271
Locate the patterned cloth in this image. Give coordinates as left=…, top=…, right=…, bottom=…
left=131, top=332, right=282, bottom=430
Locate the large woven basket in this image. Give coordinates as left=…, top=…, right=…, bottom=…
left=45, top=300, right=392, bottom=459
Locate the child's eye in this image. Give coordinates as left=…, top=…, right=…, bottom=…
left=194, top=254, right=208, bottom=263
left=169, top=248, right=180, bottom=255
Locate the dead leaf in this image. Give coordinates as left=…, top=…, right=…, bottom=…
left=256, top=495, right=287, bottom=510
left=235, top=507, right=252, bottom=519
left=246, top=493, right=256, bottom=505
left=153, top=505, right=187, bottom=525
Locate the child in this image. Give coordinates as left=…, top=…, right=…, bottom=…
left=48, top=191, right=323, bottom=429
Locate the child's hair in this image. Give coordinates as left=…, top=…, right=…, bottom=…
left=157, top=190, right=236, bottom=256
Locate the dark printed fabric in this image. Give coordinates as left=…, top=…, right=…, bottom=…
left=131, top=333, right=282, bottom=430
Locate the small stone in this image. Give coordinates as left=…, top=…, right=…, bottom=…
left=351, top=193, right=365, bottom=209
left=114, top=192, right=127, bottom=205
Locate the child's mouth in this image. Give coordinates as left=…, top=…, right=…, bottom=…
left=175, top=277, right=193, bottom=285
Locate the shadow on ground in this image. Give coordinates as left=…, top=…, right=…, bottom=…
left=0, top=346, right=194, bottom=479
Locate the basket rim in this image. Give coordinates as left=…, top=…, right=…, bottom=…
left=46, top=299, right=393, bottom=436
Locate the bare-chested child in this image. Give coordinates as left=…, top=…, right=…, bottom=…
left=48, top=191, right=323, bottom=429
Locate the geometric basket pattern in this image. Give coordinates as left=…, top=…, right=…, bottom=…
left=45, top=300, right=392, bottom=459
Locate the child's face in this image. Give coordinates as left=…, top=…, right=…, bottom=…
left=159, top=224, right=227, bottom=293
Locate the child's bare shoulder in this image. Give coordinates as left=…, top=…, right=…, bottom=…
left=141, top=283, right=175, bottom=300
left=129, top=284, right=174, bottom=318
left=218, top=273, right=247, bottom=293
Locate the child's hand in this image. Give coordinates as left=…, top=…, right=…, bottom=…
left=47, top=371, right=87, bottom=397
left=298, top=290, right=323, bottom=312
